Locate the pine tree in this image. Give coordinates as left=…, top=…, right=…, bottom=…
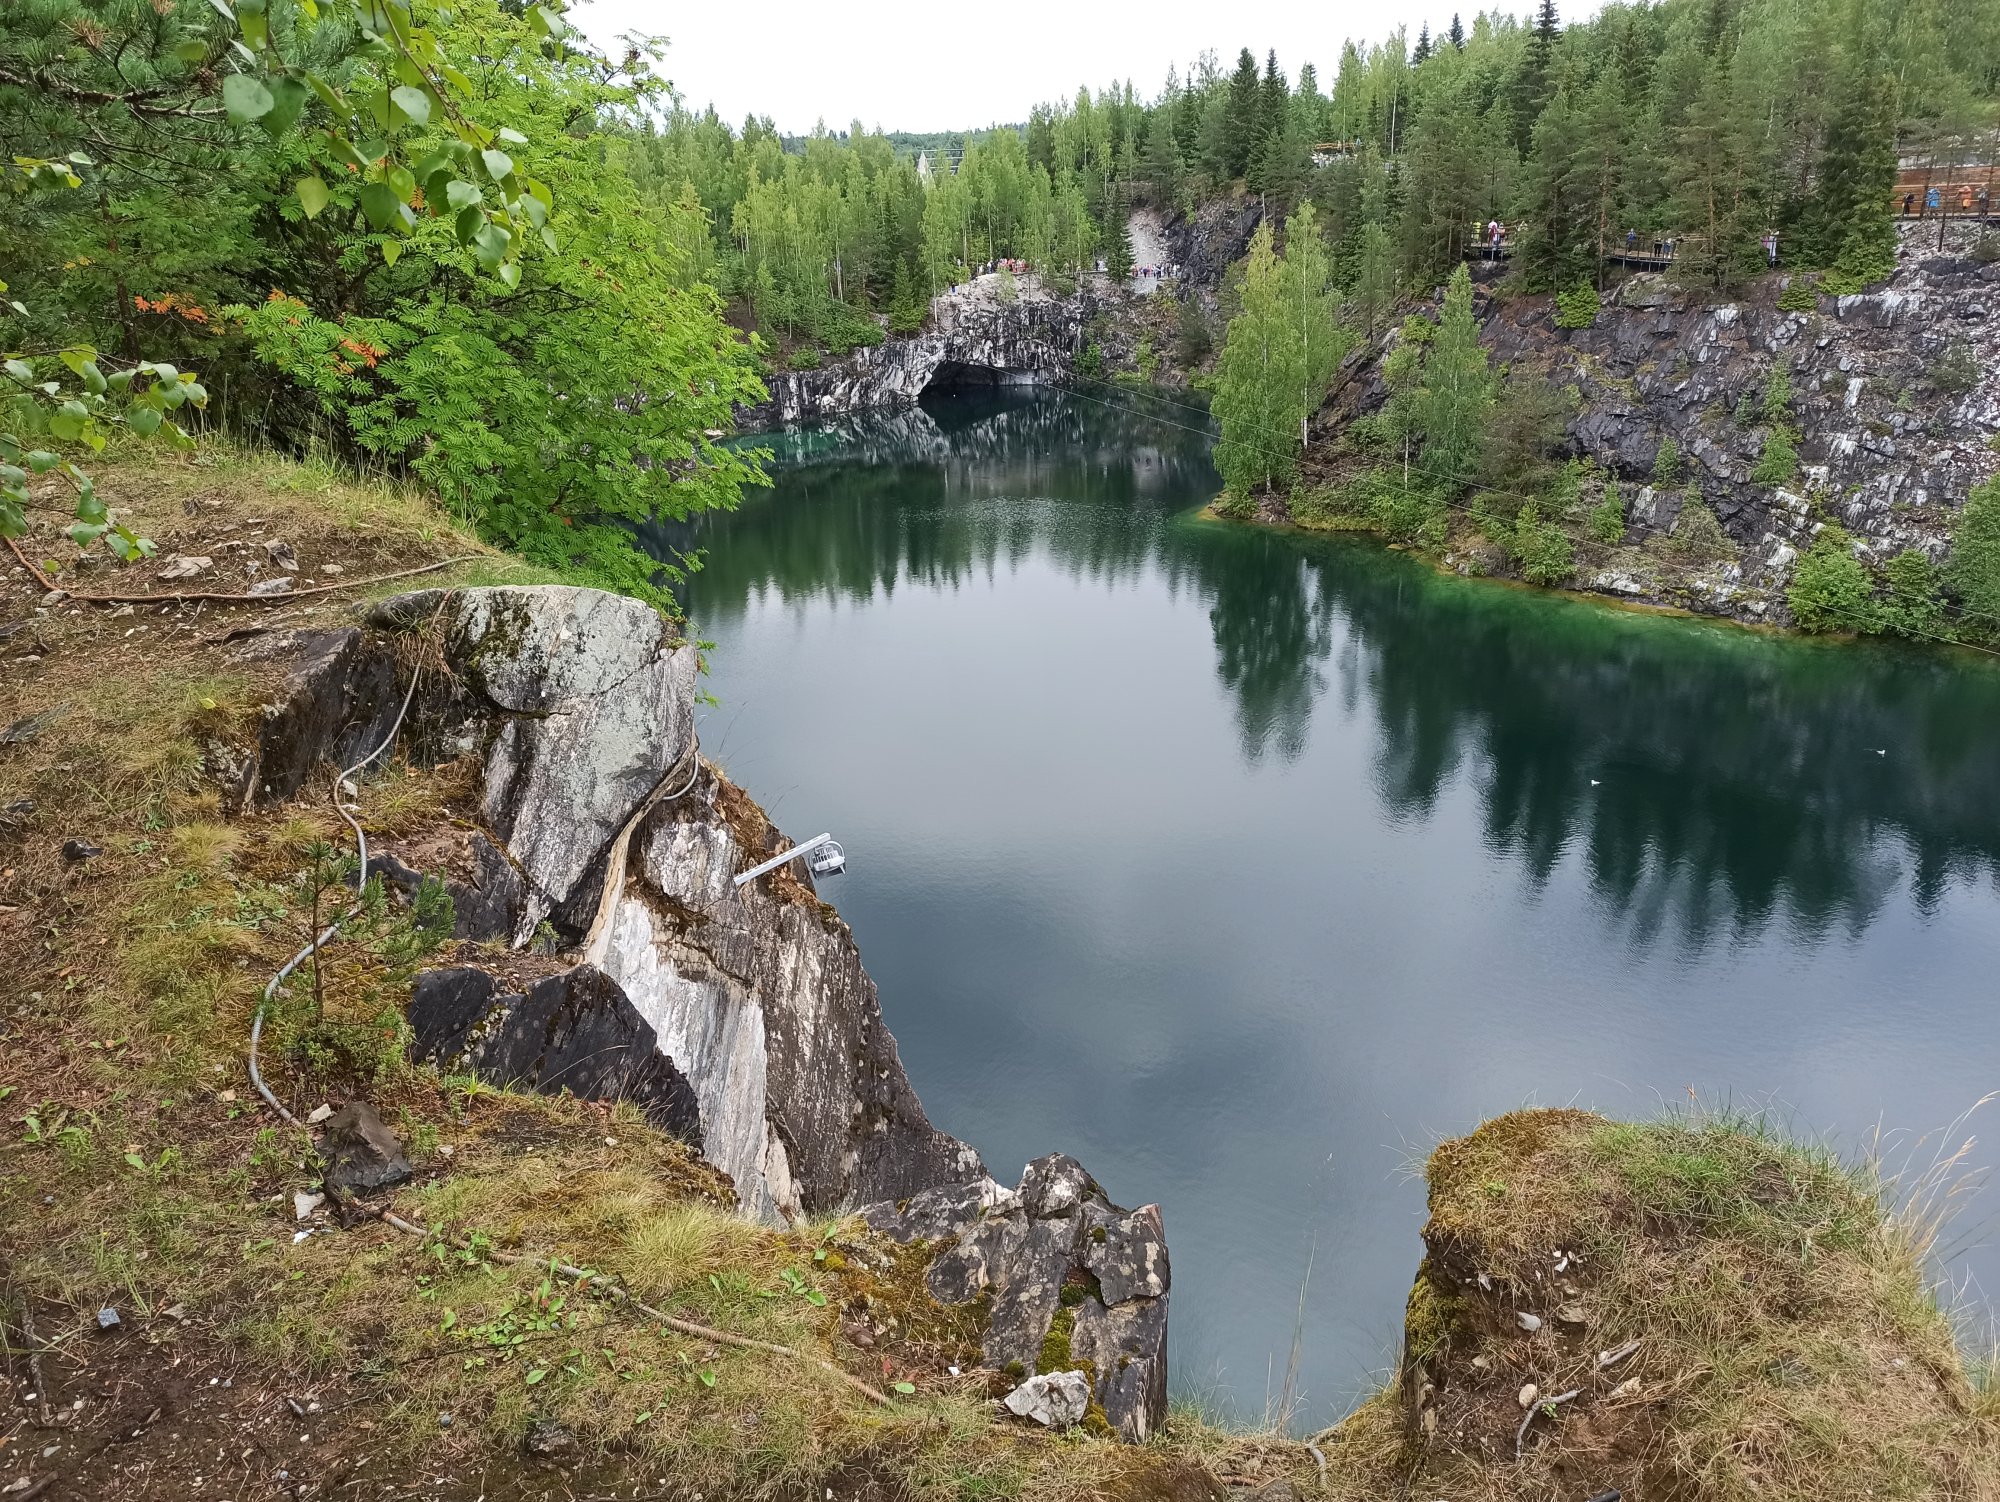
left=1414, top=24, right=1433, bottom=65
left=1350, top=221, right=1397, bottom=336
left=1104, top=180, right=1135, bottom=280
left=1513, top=84, right=1591, bottom=292
left=1801, top=72, right=1896, bottom=281
left=1224, top=48, right=1263, bottom=180
left=1448, top=13, right=1466, bottom=50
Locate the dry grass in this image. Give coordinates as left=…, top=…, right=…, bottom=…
left=1375, top=1105, right=2000, bottom=1502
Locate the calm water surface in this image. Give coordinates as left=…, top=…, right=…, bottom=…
left=660, top=391, right=2000, bottom=1428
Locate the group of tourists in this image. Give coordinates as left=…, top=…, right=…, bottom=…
left=1903, top=186, right=1994, bottom=220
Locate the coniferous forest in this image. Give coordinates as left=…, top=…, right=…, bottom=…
left=2, top=0, right=1997, bottom=599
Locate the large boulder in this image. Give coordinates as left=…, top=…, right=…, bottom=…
left=408, top=964, right=702, bottom=1141
left=594, top=764, right=986, bottom=1222
left=370, top=586, right=698, bottom=945
left=862, top=1154, right=1171, bottom=1443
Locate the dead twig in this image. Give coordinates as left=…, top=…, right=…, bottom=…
left=1516, top=1387, right=1582, bottom=1460
left=6, top=534, right=473, bottom=605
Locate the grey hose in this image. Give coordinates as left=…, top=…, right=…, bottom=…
left=248, top=611, right=440, bottom=1129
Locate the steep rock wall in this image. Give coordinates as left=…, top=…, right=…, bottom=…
left=1301, top=223, right=2000, bottom=621
left=743, top=292, right=1095, bottom=426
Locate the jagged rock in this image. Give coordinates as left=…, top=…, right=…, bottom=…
left=596, top=762, right=985, bottom=1222
left=861, top=1153, right=1171, bottom=1442
left=407, top=964, right=702, bottom=1142
left=1003, top=1369, right=1091, bottom=1429
left=60, top=839, right=102, bottom=862
left=248, top=576, right=295, bottom=597
left=744, top=294, right=1093, bottom=425
left=229, top=628, right=401, bottom=808
left=371, top=830, right=528, bottom=943
left=265, top=540, right=298, bottom=571
left=370, top=586, right=698, bottom=944
left=317, top=1101, right=410, bottom=1192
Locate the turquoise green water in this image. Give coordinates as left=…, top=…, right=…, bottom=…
left=662, top=390, right=2000, bottom=1427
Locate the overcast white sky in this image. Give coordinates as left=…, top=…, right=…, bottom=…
left=571, top=0, right=1556, bottom=136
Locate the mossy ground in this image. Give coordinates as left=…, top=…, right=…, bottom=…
left=0, top=442, right=1283, bottom=1499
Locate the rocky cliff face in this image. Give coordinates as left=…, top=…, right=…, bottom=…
left=744, top=290, right=1096, bottom=426
left=1301, top=221, right=2000, bottom=622
left=243, top=582, right=1171, bottom=1438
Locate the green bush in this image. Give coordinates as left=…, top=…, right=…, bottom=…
left=1511, top=504, right=1575, bottom=585
left=1589, top=491, right=1626, bottom=544
left=788, top=347, right=822, bottom=371
left=1653, top=437, right=1684, bottom=486
left=1973, top=236, right=2000, bottom=266
left=1882, top=548, right=1943, bottom=637
left=1751, top=427, right=1799, bottom=485
left=1788, top=524, right=1875, bottom=633
left=1948, top=477, right=2000, bottom=629
left=1670, top=502, right=1735, bottom=564
left=1929, top=341, right=1979, bottom=397
left=1211, top=491, right=1256, bottom=520
left=1777, top=278, right=1819, bottom=313
left=1554, top=284, right=1602, bottom=330
left=1761, top=363, right=1793, bottom=423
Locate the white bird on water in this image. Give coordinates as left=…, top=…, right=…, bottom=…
left=1590, top=778, right=1601, bottom=786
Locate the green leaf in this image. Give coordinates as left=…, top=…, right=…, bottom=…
left=58, top=347, right=93, bottom=376
left=296, top=175, right=330, bottom=219
left=893, top=1381, right=915, bottom=1395
left=479, top=148, right=514, bottom=183
left=444, top=179, right=482, bottom=211
left=127, top=406, right=163, bottom=437
left=70, top=522, right=109, bottom=549
left=207, top=0, right=235, bottom=17
left=453, top=204, right=483, bottom=245
left=524, top=1368, right=547, bottom=1386
left=173, top=38, right=209, bottom=62
left=222, top=73, right=275, bottom=122
left=3, top=359, right=32, bottom=385
left=124, top=1151, right=146, bottom=1171
left=497, top=126, right=527, bottom=145
left=48, top=403, right=86, bottom=442
left=386, top=164, right=417, bottom=204
left=359, top=181, right=402, bottom=231
left=81, top=362, right=107, bottom=395
left=24, top=451, right=58, bottom=473
left=496, top=259, right=520, bottom=289
left=262, top=75, right=310, bottom=136
left=391, top=85, right=432, bottom=128
left=471, top=221, right=510, bottom=270
left=239, top=7, right=268, bottom=49
left=382, top=239, right=402, bottom=268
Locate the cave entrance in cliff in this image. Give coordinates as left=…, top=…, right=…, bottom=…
left=919, top=361, right=1035, bottom=400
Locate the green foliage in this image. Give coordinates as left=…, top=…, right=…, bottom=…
left=1777, top=278, right=1820, bottom=313
left=1414, top=265, right=1495, bottom=489
left=1173, top=298, right=1212, bottom=366
left=1788, top=524, right=1874, bottom=633
left=1751, top=427, right=1800, bottom=486
left=1211, top=491, right=1256, bottom=520
left=1760, top=364, right=1793, bottom=424
left=1882, top=548, right=1943, bottom=638
left=1589, top=491, right=1626, bottom=544
left=1211, top=205, right=1353, bottom=494
left=789, top=347, right=823, bottom=371
left=1669, top=502, right=1735, bottom=565
left=1511, top=503, right=1575, bottom=585
left=1652, top=437, right=1684, bottom=486
left=1553, top=284, right=1601, bottom=330
left=1929, top=341, right=1979, bottom=397
left=1948, top=477, right=2000, bottom=628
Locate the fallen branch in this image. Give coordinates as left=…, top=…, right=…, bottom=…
left=6, top=534, right=474, bottom=605
left=1515, top=1387, right=1582, bottom=1461
left=16, top=1297, right=53, bottom=1429
left=350, top=1200, right=892, bottom=1408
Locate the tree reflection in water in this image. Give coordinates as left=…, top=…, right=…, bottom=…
left=658, top=389, right=2000, bottom=952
